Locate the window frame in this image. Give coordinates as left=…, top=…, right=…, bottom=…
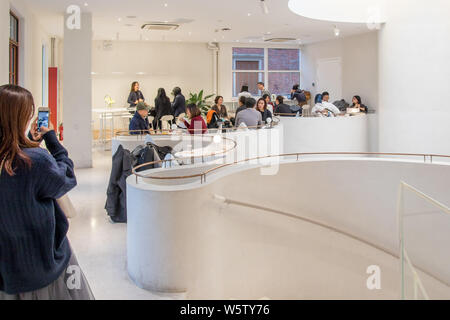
left=9, top=11, right=19, bottom=85
left=232, top=47, right=301, bottom=97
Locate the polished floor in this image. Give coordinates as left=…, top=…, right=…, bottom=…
left=68, top=148, right=185, bottom=300
left=67, top=148, right=449, bottom=300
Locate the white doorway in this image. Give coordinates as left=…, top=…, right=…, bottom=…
left=316, top=58, right=342, bottom=101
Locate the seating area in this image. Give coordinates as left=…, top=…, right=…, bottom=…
left=1, top=0, right=450, bottom=306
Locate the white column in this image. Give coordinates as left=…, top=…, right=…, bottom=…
left=0, top=0, right=10, bottom=84
left=63, top=12, right=92, bottom=168
left=378, top=0, right=450, bottom=155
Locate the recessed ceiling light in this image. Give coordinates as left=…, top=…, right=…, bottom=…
left=247, top=13, right=252, bottom=16
left=84, top=2, right=88, bottom=6
left=249, top=40, right=253, bottom=43
left=118, top=17, right=122, bottom=22
left=164, top=3, right=168, bottom=7
left=235, top=40, right=240, bottom=42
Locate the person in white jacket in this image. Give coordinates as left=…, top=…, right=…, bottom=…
left=320, top=92, right=342, bottom=116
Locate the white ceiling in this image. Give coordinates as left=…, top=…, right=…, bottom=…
left=23, top=0, right=374, bottom=44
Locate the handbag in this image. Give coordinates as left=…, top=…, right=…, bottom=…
left=0, top=155, right=77, bottom=219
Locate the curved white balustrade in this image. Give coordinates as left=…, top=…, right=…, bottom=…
left=279, top=115, right=371, bottom=154
left=126, top=156, right=450, bottom=299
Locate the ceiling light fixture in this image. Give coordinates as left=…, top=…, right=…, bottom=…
left=247, top=13, right=252, bottom=16
left=164, top=3, right=168, bottom=7
left=84, top=2, right=88, bottom=7
left=260, top=0, right=269, bottom=15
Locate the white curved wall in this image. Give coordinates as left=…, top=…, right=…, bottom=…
left=378, top=0, right=450, bottom=155
left=127, top=158, right=450, bottom=299
left=280, top=115, right=370, bottom=154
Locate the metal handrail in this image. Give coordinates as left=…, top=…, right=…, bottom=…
left=398, top=181, right=450, bottom=300
left=132, top=152, right=450, bottom=184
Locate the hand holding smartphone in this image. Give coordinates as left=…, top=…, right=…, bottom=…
left=37, top=107, right=50, bottom=132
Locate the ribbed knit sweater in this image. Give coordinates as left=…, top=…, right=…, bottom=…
left=0, top=131, right=76, bottom=294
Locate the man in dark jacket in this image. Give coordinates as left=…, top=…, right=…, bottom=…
left=274, top=96, right=295, bottom=115
left=129, top=102, right=150, bottom=135
left=171, top=87, right=186, bottom=118
left=290, top=84, right=307, bottom=104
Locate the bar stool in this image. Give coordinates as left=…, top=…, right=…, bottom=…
left=160, top=115, right=174, bottom=131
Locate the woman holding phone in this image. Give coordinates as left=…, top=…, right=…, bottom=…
left=127, top=81, right=145, bottom=108
left=0, top=85, right=94, bottom=300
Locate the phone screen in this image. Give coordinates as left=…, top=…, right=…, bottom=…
left=37, top=111, right=49, bottom=132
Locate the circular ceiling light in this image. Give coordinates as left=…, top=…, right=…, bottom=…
left=288, top=0, right=387, bottom=24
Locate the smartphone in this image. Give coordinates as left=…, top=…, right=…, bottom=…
left=37, top=107, right=50, bottom=132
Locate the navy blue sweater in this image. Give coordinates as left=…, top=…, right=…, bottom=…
left=129, top=112, right=150, bottom=135
left=0, top=131, right=76, bottom=294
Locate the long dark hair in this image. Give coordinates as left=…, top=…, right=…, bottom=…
left=353, top=95, right=362, bottom=105
left=257, top=98, right=267, bottom=111
left=0, top=85, right=39, bottom=176
left=156, top=88, right=169, bottom=103
left=130, top=81, right=139, bottom=92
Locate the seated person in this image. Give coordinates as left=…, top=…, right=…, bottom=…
left=235, top=97, right=262, bottom=128
left=212, top=96, right=229, bottom=119
left=206, top=108, right=220, bottom=129
left=350, top=95, right=368, bottom=113
left=257, top=98, right=272, bottom=123
left=183, top=103, right=207, bottom=135
left=274, top=96, right=295, bottom=115
left=321, top=92, right=342, bottom=116
left=290, top=84, right=307, bottom=106
left=235, top=95, right=247, bottom=116
left=129, top=102, right=151, bottom=135
left=311, top=94, right=326, bottom=117
left=262, top=94, right=274, bottom=114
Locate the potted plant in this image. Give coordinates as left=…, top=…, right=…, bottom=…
left=186, top=90, right=214, bottom=115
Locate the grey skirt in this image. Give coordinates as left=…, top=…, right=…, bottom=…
left=0, top=252, right=94, bottom=300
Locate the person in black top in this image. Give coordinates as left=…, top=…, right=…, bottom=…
left=256, top=98, right=272, bottom=123
left=171, top=87, right=186, bottom=118
left=274, top=96, right=295, bottom=116
left=235, top=95, right=247, bottom=115
left=212, top=96, right=229, bottom=119
left=127, top=81, right=145, bottom=108
left=351, top=95, right=368, bottom=113
left=153, top=88, right=173, bottom=130
left=290, top=84, right=307, bottom=105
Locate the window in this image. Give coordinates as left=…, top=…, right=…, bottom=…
left=232, top=47, right=301, bottom=97
left=232, top=48, right=264, bottom=97
left=9, top=12, right=19, bottom=85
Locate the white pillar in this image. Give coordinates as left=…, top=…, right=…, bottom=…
left=378, top=0, right=450, bottom=155
left=63, top=11, right=92, bottom=168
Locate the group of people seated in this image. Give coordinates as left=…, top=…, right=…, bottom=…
left=127, top=80, right=368, bottom=135
left=312, top=92, right=368, bottom=117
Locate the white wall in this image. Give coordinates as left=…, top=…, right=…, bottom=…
left=0, top=0, right=51, bottom=107
left=301, top=31, right=379, bottom=111
left=127, top=158, right=450, bottom=299
left=92, top=41, right=215, bottom=109
left=378, top=0, right=450, bottom=155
